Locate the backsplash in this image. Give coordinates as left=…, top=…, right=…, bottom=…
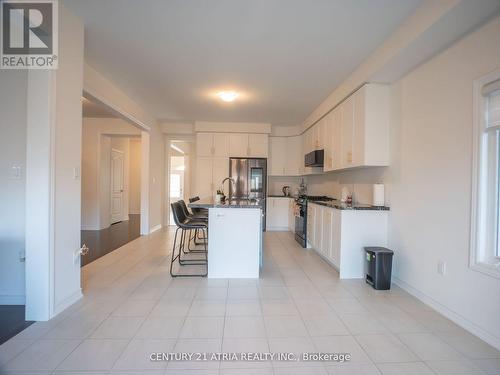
left=305, top=167, right=389, bottom=205
left=267, top=176, right=303, bottom=196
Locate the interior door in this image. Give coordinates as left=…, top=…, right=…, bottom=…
left=111, top=149, right=125, bottom=224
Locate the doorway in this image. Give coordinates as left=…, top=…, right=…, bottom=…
left=168, top=140, right=194, bottom=225
left=80, top=97, right=143, bottom=266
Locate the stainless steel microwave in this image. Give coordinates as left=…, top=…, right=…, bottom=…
left=304, top=150, right=324, bottom=167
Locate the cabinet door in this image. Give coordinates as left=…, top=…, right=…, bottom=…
left=195, top=157, right=213, bottom=200
left=276, top=198, right=290, bottom=228
left=306, top=203, right=315, bottom=247
left=316, top=118, right=326, bottom=150
left=248, top=134, right=268, bottom=157
left=286, top=136, right=302, bottom=176
left=212, top=157, right=230, bottom=194
left=353, top=89, right=365, bottom=167
left=341, top=96, right=354, bottom=168
left=269, top=137, right=286, bottom=175
left=314, top=205, right=323, bottom=251
left=323, top=112, right=334, bottom=171
left=332, top=108, right=342, bottom=170
left=322, top=208, right=332, bottom=259
left=330, top=209, right=341, bottom=268
left=266, top=198, right=277, bottom=229
left=196, top=133, right=213, bottom=157
left=229, top=133, right=249, bottom=157
left=289, top=198, right=295, bottom=232
left=213, top=133, right=229, bottom=157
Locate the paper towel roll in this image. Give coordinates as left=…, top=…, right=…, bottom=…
left=373, top=184, right=385, bottom=207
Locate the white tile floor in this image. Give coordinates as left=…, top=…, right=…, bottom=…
left=1, top=229, right=499, bottom=375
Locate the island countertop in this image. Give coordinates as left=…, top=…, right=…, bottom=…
left=188, top=198, right=263, bottom=209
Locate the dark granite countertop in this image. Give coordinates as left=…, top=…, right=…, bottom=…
left=189, top=198, right=264, bottom=209
left=308, top=200, right=390, bottom=211
left=267, top=195, right=296, bottom=198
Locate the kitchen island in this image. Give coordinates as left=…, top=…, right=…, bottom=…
left=188, top=199, right=264, bottom=278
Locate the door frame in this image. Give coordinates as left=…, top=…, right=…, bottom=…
left=110, top=148, right=125, bottom=224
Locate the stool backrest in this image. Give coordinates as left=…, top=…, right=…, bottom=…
left=189, top=196, right=200, bottom=203
left=178, top=200, right=191, bottom=218
left=171, top=201, right=187, bottom=227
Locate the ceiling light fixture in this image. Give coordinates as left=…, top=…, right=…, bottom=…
left=217, top=91, right=239, bottom=102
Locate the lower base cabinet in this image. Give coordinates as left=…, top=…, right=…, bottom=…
left=266, top=197, right=292, bottom=231
left=307, top=203, right=388, bottom=279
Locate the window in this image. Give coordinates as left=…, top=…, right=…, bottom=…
left=471, top=71, right=500, bottom=278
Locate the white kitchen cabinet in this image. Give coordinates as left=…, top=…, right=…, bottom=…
left=269, top=137, right=287, bottom=175
left=306, top=202, right=315, bottom=248
left=352, top=84, right=390, bottom=167
left=229, top=133, right=249, bottom=157
left=195, top=157, right=215, bottom=200
left=229, top=133, right=268, bottom=158
left=286, top=136, right=302, bottom=176
left=323, top=111, right=334, bottom=172
left=269, top=136, right=302, bottom=176
left=196, top=133, right=214, bottom=157
left=314, top=204, right=323, bottom=253
left=308, top=202, right=388, bottom=279
left=196, top=133, right=229, bottom=157
left=266, top=197, right=290, bottom=231
left=321, top=207, right=333, bottom=259
left=195, top=156, right=230, bottom=200
left=341, top=95, right=354, bottom=169
left=212, top=157, right=230, bottom=193
left=288, top=198, right=295, bottom=233
left=249, top=134, right=268, bottom=157
left=313, top=118, right=326, bottom=150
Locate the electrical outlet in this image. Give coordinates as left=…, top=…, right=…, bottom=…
left=19, top=251, right=25, bottom=262
left=437, top=260, right=446, bottom=276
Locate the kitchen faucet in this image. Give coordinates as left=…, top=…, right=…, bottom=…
left=220, top=177, right=236, bottom=200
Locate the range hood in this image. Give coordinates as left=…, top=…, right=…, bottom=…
left=305, top=150, right=324, bottom=167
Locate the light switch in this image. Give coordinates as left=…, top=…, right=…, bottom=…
left=73, top=167, right=80, bottom=180
left=9, top=165, right=22, bottom=179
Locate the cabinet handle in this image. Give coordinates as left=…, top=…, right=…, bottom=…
left=347, top=151, right=352, bottom=163
left=247, top=147, right=251, bottom=156
left=282, top=167, right=285, bottom=175
left=211, top=146, right=215, bottom=155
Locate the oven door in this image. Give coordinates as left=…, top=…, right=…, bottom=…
left=294, top=204, right=306, bottom=247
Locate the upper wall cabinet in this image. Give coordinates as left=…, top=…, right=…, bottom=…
left=322, top=83, right=390, bottom=172
left=196, top=133, right=229, bottom=157
left=229, top=133, right=269, bottom=158
left=269, top=135, right=302, bottom=176
left=352, top=84, right=390, bottom=167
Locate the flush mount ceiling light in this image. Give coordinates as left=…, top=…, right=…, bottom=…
left=217, top=91, right=239, bottom=102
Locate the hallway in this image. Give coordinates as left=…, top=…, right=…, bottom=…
left=0, top=230, right=499, bottom=374
left=80, top=214, right=141, bottom=266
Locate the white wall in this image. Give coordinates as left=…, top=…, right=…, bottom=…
left=25, top=4, right=84, bottom=320
left=129, top=138, right=141, bottom=214
left=81, top=118, right=140, bottom=229
left=386, top=15, right=500, bottom=347
left=268, top=176, right=303, bottom=197
left=0, top=71, right=27, bottom=304
left=306, top=14, right=500, bottom=348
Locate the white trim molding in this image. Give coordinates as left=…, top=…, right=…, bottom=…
left=149, top=224, right=162, bottom=234
left=470, top=67, right=500, bottom=280
left=393, top=277, right=500, bottom=350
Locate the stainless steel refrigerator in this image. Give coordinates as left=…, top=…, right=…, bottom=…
left=229, top=158, right=267, bottom=229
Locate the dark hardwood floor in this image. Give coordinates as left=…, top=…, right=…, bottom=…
left=0, top=305, right=34, bottom=345
left=81, top=214, right=141, bottom=267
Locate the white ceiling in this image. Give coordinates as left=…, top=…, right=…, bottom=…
left=66, top=0, right=421, bottom=126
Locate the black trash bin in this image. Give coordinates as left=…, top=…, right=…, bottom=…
left=365, top=247, right=394, bottom=290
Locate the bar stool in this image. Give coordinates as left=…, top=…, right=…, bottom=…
left=170, top=202, right=207, bottom=277
left=178, top=200, right=207, bottom=252
left=189, top=196, right=208, bottom=216
left=184, top=198, right=208, bottom=248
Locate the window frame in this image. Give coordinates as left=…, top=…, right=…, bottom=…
left=470, top=68, right=500, bottom=279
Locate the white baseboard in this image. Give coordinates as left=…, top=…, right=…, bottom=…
left=393, top=276, right=500, bottom=351
left=52, top=289, right=83, bottom=317
left=266, top=227, right=289, bottom=231
left=81, top=224, right=100, bottom=231
left=0, top=295, right=25, bottom=305
left=149, top=224, right=162, bottom=234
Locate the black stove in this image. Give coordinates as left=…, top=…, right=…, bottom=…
left=294, top=195, right=335, bottom=247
